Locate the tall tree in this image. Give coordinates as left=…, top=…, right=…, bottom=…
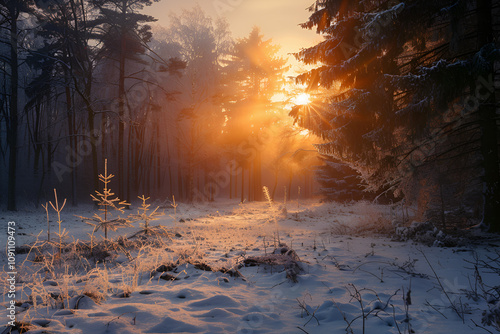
left=92, top=0, right=158, bottom=202
left=27, top=0, right=100, bottom=205
left=166, top=5, right=231, bottom=202
left=222, top=27, right=288, bottom=201
left=0, top=0, right=33, bottom=210
left=292, top=0, right=500, bottom=230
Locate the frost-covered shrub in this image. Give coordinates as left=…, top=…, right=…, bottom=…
left=482, top=301, right=500, bottom=331
left=394, top=221, right=464, bottom=246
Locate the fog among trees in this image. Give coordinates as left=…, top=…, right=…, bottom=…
left=1, top=1, right=318, bottom=209
left=1, top=0, right=499, bottom=233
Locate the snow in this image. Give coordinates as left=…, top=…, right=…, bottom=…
left=1, top=200, right=499, bottom=333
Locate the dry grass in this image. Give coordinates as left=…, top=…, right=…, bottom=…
left=9, top=186, right=295, bottom=322
left=326, top=201, right=394, bottom=237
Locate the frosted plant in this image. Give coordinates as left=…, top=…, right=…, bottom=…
left=41, top=202, right=50, bottom=242
left=263, top=186, right=280, bottom=246
left=49, top=189, right=67, bottom=259
left=170, top=195, right=179, bottom=229
left=263, top=186, right=272, bottom=206
left=129, top=195, right=166, bottom=237
left=171, top=195, right=178, bottom=219
left=77, top=159, right=132, bottom=240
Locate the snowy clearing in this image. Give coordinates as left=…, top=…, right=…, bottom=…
left=1, top=200, right=499, bottom=334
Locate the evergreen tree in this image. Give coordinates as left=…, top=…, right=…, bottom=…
left=292, top=0, right=500, bottom=230
left=222, top=27, right=288, bottom=201
left=91, top=0, right=158, bottom=203
left=0, top=0, right=34, bottom=210
left=316, top=155, right=368, bottom=202
left=165, top=5, right=231, bottom=202
left=27, top=0, right=100, bottom=205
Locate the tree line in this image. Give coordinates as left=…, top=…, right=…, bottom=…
left=0, top=1, right=318, bottom=210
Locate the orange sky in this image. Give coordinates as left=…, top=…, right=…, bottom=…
left=142, top=0, right=322, bottom=75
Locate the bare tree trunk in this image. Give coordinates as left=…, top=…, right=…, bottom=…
left=176, top=139, right=184, bottom=200
left=156, top=121, right=161, bottom=196
left=234, top=165, right=238, bottom=200
left=101, top=115, right=107, bottom=169
left=46, top=100, right=53, bottom=174
left=126, top=124, right=132, bottom=201
left=64, top=69, right=78, bottom=206
left=248, top=164, right=253, bottom=201
left=7, top=2, right=19, bottom=211
left=166, top=133, right=173, bottom=196
left=253, top=149, right=262, bottom=201
left=271, top=171, right=278, bottom=201
left=186, top=126, right=195, bottom=202
left=187, top=153, right=194, bottom=202
left=86, top=102, right=99, bottom=193
left=118, top=2, right=126, bottom=201
left=241, top=166, right=245, bottom=203
left=229, top=172, right=233, bottom=199
left=133, top=125, right=141, bottom=195
left=477, top=0, right=500, bottom=232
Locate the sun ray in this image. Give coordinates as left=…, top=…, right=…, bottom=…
left=293, top=93, right=311, bottom=105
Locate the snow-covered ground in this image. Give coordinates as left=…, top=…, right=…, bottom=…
left=1, top=199, right=499, bottom=333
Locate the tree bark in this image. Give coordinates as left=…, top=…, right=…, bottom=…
left=166, top=133, right=173, bottom=196
left=7, top=2, right=19, bottom=211
left=118, top=0, right=127, bottom=201
left=477, top=0, right=500, bottom=232
left=271, top=171, right=278, bottom=201
left=64, top=67, right=78, bottom=206
left=253, top=149, right=262, bottom=201
left=241, top=166, right=245, bottom=203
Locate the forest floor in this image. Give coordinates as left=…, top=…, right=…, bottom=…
left=1, top=199, right=500, bottom=334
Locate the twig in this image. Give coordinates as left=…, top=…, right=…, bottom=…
left=271, top=280, right=287, bottom=289
left=332, top=298, right=354, bottom=334
left=348, top=284, right=366, bottom=333
left=42, top=202, right=50, bottom=242
left=420, top=249, right=464, bottom=321
left=106, top=312, right=135, bottom=328
left=471, top=319, right=494, bottom=333
left=49, top=188, right=66, bottom=260
left=303, top=305, right=320, bottom=326
left=391, top=304, right=402, bottom=334
left=424, top=300, right=448, bottom=319
left=296, top=298, right=320, bottom=326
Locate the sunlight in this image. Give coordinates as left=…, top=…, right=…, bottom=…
left=293, top=93, right=311, bottom=106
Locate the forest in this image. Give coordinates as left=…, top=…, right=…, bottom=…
left=2, top=0, right=499, bottom=233
left=0, top=0, right=320, bottom=211
left=1, top=0, right=499, bottom=235
left=1, top=1, right=500, bottom=333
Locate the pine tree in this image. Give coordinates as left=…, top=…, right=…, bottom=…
left=128, top=195, right=166, bottom=237
left=27, top=0, right=100, bottom=204
left=0, top=0, right=34, bottom=210
left=316, top=155, right=368, bottom=202
left=292, top=0, right=500, bottom=231
left=165, top=5, right=231, bottom=202
left=77, top=159, right=132, bottom=240
left=91, top=0, right=158, bottom=203
left=222, top=27, right=288, bottom=201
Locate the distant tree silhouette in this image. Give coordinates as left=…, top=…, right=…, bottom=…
left=222, top=27, right=288, bottom=202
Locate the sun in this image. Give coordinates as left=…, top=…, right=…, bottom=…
left=293, top=93, right=311, bottom=106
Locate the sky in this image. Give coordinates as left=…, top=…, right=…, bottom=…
left=142, top=0, right=322, bottom=76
